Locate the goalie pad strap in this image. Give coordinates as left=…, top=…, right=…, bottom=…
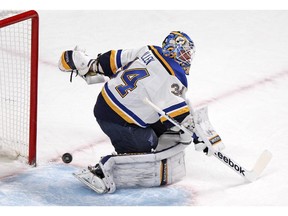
left=160, top=158, right=168, bottom=185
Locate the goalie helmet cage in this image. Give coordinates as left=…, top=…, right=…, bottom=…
left=0, top=10, right=39, bottom=166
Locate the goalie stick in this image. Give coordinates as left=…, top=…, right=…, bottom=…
left=143, top=97, right=272, bottom=182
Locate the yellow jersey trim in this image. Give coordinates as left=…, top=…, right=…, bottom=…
left=160, top=106, right=190, bottom=122
left=101, top=88, right=135, bottom=124
left=110, top=50, right=117, bottom=74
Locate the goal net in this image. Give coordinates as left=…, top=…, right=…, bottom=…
left=0, top=10, right=39, bottom=166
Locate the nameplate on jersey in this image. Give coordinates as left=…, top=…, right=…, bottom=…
left=141, top=51, right=155, bottom=65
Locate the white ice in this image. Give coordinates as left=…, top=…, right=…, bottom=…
left=1, top=10, right=288, bottom=208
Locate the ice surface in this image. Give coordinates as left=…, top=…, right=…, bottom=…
left=0, top=164, right=195, bottom=206
left=1, top=10, right=288, bottom=208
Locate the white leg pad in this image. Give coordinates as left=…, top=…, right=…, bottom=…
left=99, top=144, right=187, bottom=192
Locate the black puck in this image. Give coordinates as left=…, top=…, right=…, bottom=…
left=62, top=153, right=73, bottom=163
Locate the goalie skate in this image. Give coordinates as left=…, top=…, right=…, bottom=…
left=73, top=167, right=108, bottom=194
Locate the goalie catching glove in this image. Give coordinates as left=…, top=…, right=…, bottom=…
left=58, top=46, right=105, bottom=83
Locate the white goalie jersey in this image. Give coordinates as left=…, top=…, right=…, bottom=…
left=94, top=45, right=190, bottom=128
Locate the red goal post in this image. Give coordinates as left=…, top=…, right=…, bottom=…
left=0, top=10, right=39, bottom=166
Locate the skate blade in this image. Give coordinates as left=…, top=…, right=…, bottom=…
left=73, top=170, right=108, bottom=194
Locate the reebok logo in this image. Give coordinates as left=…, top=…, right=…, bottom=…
left=215, top=152, right=245, bottom=176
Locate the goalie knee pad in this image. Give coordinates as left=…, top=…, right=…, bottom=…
left=98, top=144, right=187, bottom=192
left=156, top=131, right=181, bottom=151
left=156, top=129, right=191, bottom=152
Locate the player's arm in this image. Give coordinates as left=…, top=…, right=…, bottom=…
left=96, top=46, right=149, bottom=77
left=58, top=46, right=149, bottom=83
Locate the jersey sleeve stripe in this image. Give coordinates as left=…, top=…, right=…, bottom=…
left=160, top=102, right=190, bottom=122
left=110, top=50, right=117, bottom=74
left=110, top=50, right=123, bottom=74
left=102, top=83, right=148, bottom=127
left=116, top=50, right=122, bottom=68
left=163, top=101, right=188, bottom=113
left=148, top=45, right=175, bottom=76
left=160, top=107, right=190, bottom=122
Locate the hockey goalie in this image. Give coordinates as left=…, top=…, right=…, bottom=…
left=58, top=31, right=225, bottom=193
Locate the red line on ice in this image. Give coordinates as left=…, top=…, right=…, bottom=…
left=194, top=70, right=288, bottom=107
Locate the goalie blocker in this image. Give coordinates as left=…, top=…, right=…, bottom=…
left=73, top=143, right=187, bottom=194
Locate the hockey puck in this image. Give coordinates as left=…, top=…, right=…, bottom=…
left=62, top=153, right=73, bottom=163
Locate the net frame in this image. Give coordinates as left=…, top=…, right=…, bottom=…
left=0, top=10, right=38, bottom=166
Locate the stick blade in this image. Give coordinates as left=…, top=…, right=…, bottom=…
left=247, top=150, right=272, bottom=182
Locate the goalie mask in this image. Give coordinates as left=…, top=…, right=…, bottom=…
left=162, top=31, right=195, bottom=75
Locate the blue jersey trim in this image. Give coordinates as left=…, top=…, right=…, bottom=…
left=163, top=101, right=188, bottom=114
left=116, top=50, right=122, bottom=69
left=153, top=46, right=188, bottom=88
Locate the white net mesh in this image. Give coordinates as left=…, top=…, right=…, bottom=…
left=0, top=11, right=32, bottom=162
left=0, top=10, right=23, bottom=20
